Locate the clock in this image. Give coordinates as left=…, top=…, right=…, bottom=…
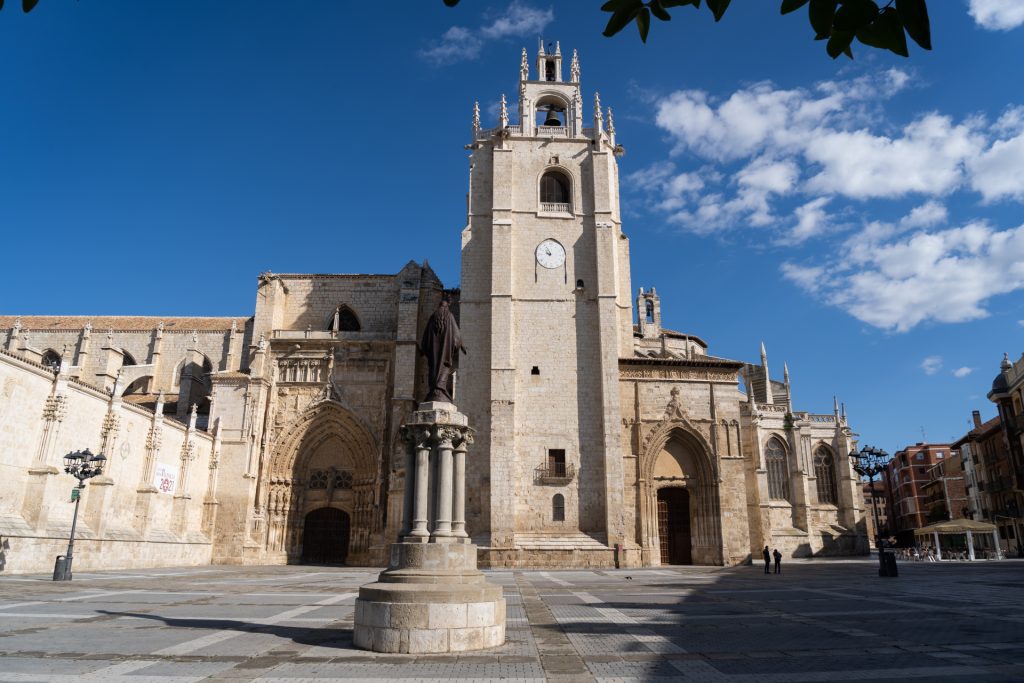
left=536, top=239, right=566, bottom=269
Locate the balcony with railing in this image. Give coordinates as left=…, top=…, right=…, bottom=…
left=540, top=202, right=571, bottom=214
left=536, top=125, right=569, bottom=137
left=534, top=462, right=576, bottom=485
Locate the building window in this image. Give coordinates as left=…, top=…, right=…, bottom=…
left=552, top=493, right=565, bottom=521
left=765, top=437, right=790, bottom=501
left=334, top=470, right=353, bottom=490
left=814, top=446, right=838, bottom=505
left=308, top=470, right=329, bottom=490
left=540, top=171, right=570, bottom=206
left=329, top=305, right=361, bottom=332
left=40, top=349, right=61, bottom=371
left=548, top=449, right=566, bottom=477
left=915, top=453, right=924, bottom=460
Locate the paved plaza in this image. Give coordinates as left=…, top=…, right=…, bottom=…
left=1, top=558, right=1023, bottom=682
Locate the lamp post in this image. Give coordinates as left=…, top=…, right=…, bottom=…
left=53, top=448, right=107, bottom=581
left=849, top=445, right=893, bottom=576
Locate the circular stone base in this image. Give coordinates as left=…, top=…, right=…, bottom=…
left=353, top=591, right=505, bottom=653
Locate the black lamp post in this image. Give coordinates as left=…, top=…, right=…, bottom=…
left=53, top=448, right=107, bottom=581
left=849, top=445, right=893, bottom=576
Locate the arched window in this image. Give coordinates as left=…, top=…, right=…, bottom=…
left=41, top=349, right=61, bottom=371
left=328, top=306, right=361, bottom=332
left=552, top=493, right=565, bottom=522
left=540, top=171, right=570, bottom=206
left=645, top=300, right=654, bottom=323
left=765, top=437, right=790, bottom=501
left=814, top=446, right=838, bottom=505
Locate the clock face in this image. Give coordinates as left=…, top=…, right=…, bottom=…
left=536, top=239, right=566, bottom=269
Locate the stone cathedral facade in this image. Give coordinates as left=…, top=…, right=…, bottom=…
left=0, top=46, right=866, bottom=574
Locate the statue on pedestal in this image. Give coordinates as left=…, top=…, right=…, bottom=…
left=420, top=298, right=466, bottom=403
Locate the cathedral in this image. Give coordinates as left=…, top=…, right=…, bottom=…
left=0, top=45, right=866, bottom=574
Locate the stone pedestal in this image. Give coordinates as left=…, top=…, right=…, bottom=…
left=353, top=402, right=505, bottom=653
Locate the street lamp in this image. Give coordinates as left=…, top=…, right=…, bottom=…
left=53, top=448, right=107, bottom=581
left=849, top=444, right=894, bottom=577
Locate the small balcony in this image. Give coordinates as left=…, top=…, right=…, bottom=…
left=540, top=202, right=571, bottom=214
left=534, top=463, right=575, bottom=485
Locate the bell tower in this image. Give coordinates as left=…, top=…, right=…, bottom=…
left=459, top=44, right=634, bottom=562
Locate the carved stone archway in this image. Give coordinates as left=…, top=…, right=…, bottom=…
left=639, top=421, right=723, bottom=566
left=264, top=400, right=380, bottom=565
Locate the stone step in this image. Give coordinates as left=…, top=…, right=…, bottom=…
left=512, top=532, right=609, bottom=550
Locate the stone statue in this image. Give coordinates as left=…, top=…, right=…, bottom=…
left=420, top=299, right=466, bottom=404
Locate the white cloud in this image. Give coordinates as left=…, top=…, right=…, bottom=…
left=784, top=221, right=1024, bottom=332
left=969, top=0, right=1024, bottom=30
left=480, top=2, right=553, bottom=39
left=789, top=197, right=832, bottom=243
left=970, top=132, right=1024, bottom=201
left=420, top=2, right=553, bottom=65
left=921, top=356, right=943, bottom=375
left=901, top=200, right=948, bottom=229
left=952, top=367, right=974, bottom=378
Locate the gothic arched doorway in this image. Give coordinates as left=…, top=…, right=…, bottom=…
left=657, top=487, right=692, bottom=565
left=301, top=508, right=351, bottom=564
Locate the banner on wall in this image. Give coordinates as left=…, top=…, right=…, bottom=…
left=154, top=463, right=177, bottom=494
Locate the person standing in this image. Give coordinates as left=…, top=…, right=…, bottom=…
left=763, top=546, right=771, bottom=574
left=773, top=548, right=782, bottom=574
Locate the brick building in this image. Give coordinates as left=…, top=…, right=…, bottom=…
left=885, top=443, right=953, bottom=543
left=987, top=354, right=1024, bottom=553
left=862, top=480, right=889, bottom=541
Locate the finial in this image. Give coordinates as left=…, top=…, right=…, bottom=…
left=760, top=341, right=767, bottom=363
left=157, top=320, right=164, bottom=332
left=499, top=94, right=509, bottom=128
left=520, top=47, right=529, bottom=80
left=84, top=322, right=92, bottom=334
left=1001, top=352, right=1012, bottom=370
left=107, top=328, right=114, bottom=344
left=841, top=402, right=846, bottom=420
left=190, top=403, right=198, bottom=418
left=472, top=101, right=481, bottom=133
left=156, top=390, right=165, bottom=408
left=555, top=40, right=561, bottom=55
left=570, top=49, right=580, bottom=82
left=538, top=37, right=545, bottom=55
left=594, top=92, right=603, bottom=124
left=783, top=361, right=790, bottom=383
left=13, top=316, right=21, bottom=330
left=230, top=319, right=238, bottom=333
left=833, top=395, right=839, bottom=414
left=607, top=107, right=615, bottom=135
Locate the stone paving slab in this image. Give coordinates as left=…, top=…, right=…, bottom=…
left=2, top=559, right=1024, bottom=681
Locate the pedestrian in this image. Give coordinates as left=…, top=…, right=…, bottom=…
left=762, top=545, right=771, bottom=574
left=773, top=548, right=782, bottom=574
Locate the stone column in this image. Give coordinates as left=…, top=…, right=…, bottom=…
left=452, top=433, right=470, bottom=539
left=933, top=531, right=942, bottom=560
left=966, top=530, right=975, bottom=561
left=354, top=401, right=504, bottom=654
left=433, top=427, right=455, bottom=538
left=400, top=426, right=416, bottom=537
left=408, top=427, right=431, bottom=539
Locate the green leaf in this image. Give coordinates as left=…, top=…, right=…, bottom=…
left=780, top=0, right=810, bottom=14
left=706, top=0, right=731, bottom=21
left=896, top=0, right=931, bottom=50
left=637, top=6, right=652, bottom=42
left=22, top=0, right=38, bottom=10
left=857, top=7, right=908, bottom=56
left=603, top=0, right=644, bottom=37
left=826, top=29, right=854, bottom=58
left=602, top=0, right=632, bottom=10
left=809, top=0, right=837, bottom=40
left=443, top=0, right=460, bottom=6
left=649, top=1, right=672, bottom=22
left=834, top=0, right=878, bottom=32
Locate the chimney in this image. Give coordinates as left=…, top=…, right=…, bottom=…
left=972, top=410, right=982, bottom=429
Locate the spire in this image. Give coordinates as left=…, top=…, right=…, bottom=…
left=841, top=401, right=847, bottom=421
left=783, top=361, right=790, bottom=384
left=538, top=37, right=545, bottom=55
left=472, top=101, right=480, bottom=135
left=520, top=47, right=529, bottom=81
left=594, top=91, right=603, bottom=134
left=760, top=341, right=768, bottom=366
left=833, top=395, right=840, bottom=417
left=499, top=94, right=508, bottom=128
left=570, top=48, right=580, bottom=82
left=761, top=342, right=772, bottom=404
left=555, top=40, right=561, bottom=55
left=606, top=107, right=615, bottom=135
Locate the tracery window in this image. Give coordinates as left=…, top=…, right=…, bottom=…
left=308, top=470, right=329, bottom=490
left=765, top=437, right=790, bottom=501
left=334, top=470, right=353, bottom=490
left=814, top=446, right=838, bottom=505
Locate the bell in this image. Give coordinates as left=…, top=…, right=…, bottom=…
left=542, top=108, right=562, bottom=127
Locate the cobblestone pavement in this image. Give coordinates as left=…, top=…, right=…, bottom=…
left=1, top=558, right=1023, bottom=682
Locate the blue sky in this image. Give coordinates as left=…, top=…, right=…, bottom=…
left=1, top=1, right=1022, bottom=454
